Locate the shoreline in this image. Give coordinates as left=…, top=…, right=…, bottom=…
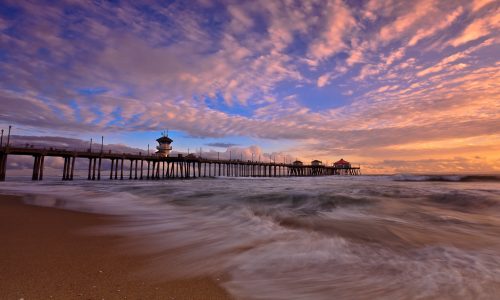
left=0, top=194, right=232, bottom=299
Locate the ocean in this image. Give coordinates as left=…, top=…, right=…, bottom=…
left=2, top=175, right=500, bottom=299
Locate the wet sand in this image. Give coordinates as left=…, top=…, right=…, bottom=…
left=0, top=195, right=232, bottom=300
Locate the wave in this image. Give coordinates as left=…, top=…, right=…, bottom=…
left=427, top=191, right=498, bottom=210
left=2, top=177, right=500, bottom=299
left=393, top=174, right=500, bottom=182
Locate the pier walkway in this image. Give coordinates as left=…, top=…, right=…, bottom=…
left=0, top=146, right=360, bottom=181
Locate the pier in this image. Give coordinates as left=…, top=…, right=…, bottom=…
left=0, top=146, right=360, bottom=181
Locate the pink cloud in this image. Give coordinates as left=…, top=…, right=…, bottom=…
left=378, top=0, right=435, bottom=43
left=449, top=8, right=500, bottom=47
left=307, top=0, right=355, bottom=62
left=408, top=7, right=463, bottom=47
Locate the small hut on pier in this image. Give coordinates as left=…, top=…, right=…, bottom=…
left=311, top=160, right=322, bottom=166
left=293, top=160, right=303, bottom=166
left=311, top=159, right=323, bottom=175
left=333, top=158, right=351, bottom=168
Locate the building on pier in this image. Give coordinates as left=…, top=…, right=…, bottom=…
left=156, top=132, right=173, bottom=157
left=333, top=158, right=351, bottom=168
left=293, top=160, right=303, bottom=166
left=311, top=160, right=322, bottom=166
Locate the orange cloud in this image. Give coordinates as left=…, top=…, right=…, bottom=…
left=450, top=8, right=500, bottom=47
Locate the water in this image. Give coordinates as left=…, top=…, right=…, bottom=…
left=2, top=175, right=500, bottom=299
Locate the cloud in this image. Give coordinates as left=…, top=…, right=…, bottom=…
left=378, top=0, right=435, bottom=43
left=0, top=0, right=499, bottom=174
left=407, top=7, right=463, bottom=46
left=307, top=0, right=355, bottom=62
left=317, top=73, right=333, bottom=88
left=354, top=64, right=381, bottom=81
left=471, top=0, right=496, bottom=12
left=205, top=142, right=240, bottom=148
left=449, top=8, right=500, bottom=47
left=417, top=38, right=494, bottom=77
left=383, top=47, right=406, bottom=65
left=376, top=85, right=399, bottom=93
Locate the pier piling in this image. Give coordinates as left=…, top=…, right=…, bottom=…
left=97, top=157, right=102, bottom=180
left=71, top=156, right=75, bottom=180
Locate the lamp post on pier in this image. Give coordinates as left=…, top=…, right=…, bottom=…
left=90, top=138, right=93, bottom=152
left=101, top=136, right=104, bottom=153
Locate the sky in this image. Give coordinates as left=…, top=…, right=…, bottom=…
left=0, top=0, right=499, bottom=174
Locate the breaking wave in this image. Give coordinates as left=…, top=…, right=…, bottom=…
left=393, top=174, right=500, bottom=182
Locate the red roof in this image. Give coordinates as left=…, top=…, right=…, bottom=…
left=334, top=158, right=350, bottom=165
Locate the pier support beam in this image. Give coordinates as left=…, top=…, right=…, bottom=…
left=110, top=159, right=114, bottom=180
left=92, top=157, right=97, bottom=180
left=0, top=153, right=6, bottom=181
left=97, top=158, right=102, bottom=180
left=32, top=156, right=40, bottom=180
left=70, top=156, right=76, bottom=180
left=62, top=157, right=66, bottom=180
left=62, top=156, right=70, bottom=180
left=120, top=158, right=124, bottom=180
left=39, top=156, right=44, bottom=180
left=88, top=158, right=92, bottom=180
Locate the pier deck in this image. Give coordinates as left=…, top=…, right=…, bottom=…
left=0, top=146, right=360, bottom=181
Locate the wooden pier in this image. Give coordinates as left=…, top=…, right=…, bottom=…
left=0, top=146, right=360, bottom=181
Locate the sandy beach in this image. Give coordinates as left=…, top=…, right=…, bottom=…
left=0, top=194, right=232, bottom=300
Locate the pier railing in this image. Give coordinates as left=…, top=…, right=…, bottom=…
left=0, top=145, right=360, bottom=181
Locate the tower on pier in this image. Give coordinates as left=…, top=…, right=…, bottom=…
left=156, top=131, right=173, bottom=157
